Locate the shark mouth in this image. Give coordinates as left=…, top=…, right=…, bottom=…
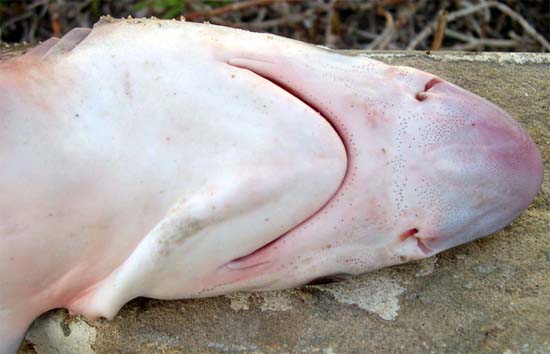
left=220, top=57, right=450, bottom=275
left=221, top=58, right=351, bottom=272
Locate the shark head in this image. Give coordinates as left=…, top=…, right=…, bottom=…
left=210, top=30, right=543, bottom=291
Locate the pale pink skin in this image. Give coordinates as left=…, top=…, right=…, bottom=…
left=0, top=18, right=543, bottom=352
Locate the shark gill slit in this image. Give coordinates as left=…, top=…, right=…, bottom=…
left=223, top=62, right=352, bottom=268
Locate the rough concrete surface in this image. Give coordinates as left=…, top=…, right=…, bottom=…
left=10, top=50, right=550, bottom=353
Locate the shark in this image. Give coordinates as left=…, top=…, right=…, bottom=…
left=0, top=17, right=543, bottom=353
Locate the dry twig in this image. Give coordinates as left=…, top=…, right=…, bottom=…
left=407, top=1, right=550, bottom=51
left=0, top=0, right=547, bottom=53
left=431, top=10, right=448, bottom=51
left=185, top=0, right=288, bottom=21
left=324, top=0, right=338, bottom=47
left=366, top=6, right=395, bottom=50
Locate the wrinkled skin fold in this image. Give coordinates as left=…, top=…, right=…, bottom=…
left=0, top=18, right=543, bottom=353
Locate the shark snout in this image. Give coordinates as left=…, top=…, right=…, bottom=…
left=416, top=82, right=544, bottom=253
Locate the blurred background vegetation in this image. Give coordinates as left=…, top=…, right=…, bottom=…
left=0, top=0, right=548, bottom=51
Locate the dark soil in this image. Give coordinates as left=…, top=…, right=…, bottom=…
left=0, top=0, right=548, bottom=51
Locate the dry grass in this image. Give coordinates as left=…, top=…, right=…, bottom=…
left=0, top=0, right=548, bottom=52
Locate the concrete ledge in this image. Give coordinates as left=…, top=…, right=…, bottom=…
left=361, top=50, right=550, bottom=65
left=15, top=51, right=550, bottom=354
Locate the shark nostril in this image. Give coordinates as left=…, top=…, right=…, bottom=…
left=424, top=78, right=442, bottom=91
left=399, top=228, right=433, bottom=255
left=415, top=92, right=428, bottom=101
left=415, top=78, right=442, bottom=102
left=399, top=228, right=419, bottom=241
left=416, top=238, right=432, bottom=255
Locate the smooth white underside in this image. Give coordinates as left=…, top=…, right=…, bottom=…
left=0, top=20, right=346, bottom=347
